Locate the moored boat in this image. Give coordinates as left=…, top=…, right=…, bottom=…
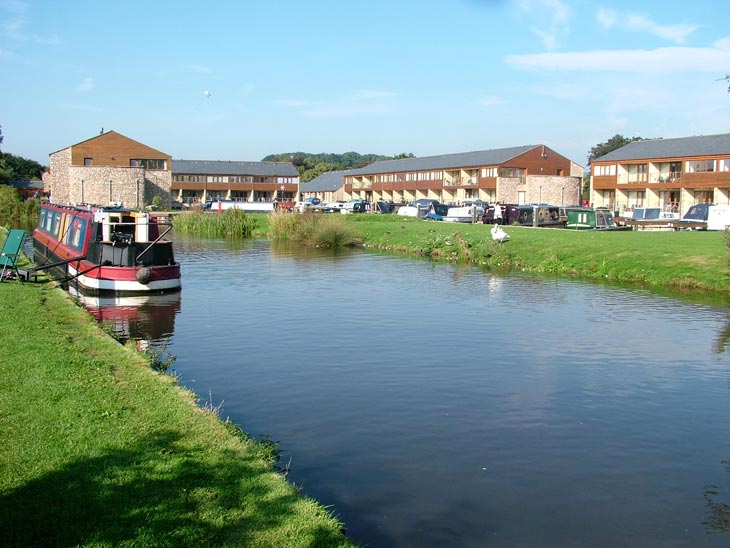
left=564, top=207, right=629, bottom=230
left=33, top=203, right=181, bottom=295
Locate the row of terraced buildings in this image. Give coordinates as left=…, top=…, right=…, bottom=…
left=41, top=130, right=730, bottom=217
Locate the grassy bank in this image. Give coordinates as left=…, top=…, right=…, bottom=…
left=0, top=280, right=353, bottom=546
left=340, top=214, right=730, bottom=294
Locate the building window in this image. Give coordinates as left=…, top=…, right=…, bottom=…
left=594, top=164, right=616, bottom=176
left=719, top=159, right=730, bottom=172
left=131, top=159, right=167, bottom=170
left=686, top=159, right=715, bottom=173
left=84, top=158, right=92, bottom=166
left=481, top=167, right=497, bottom=177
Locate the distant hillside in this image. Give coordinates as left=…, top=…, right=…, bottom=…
left=262, top=151, right=414, bottom=182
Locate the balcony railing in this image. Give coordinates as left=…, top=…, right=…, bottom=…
left=649, top=173, right=682, bottom=184
left=617, top=174, right=649, bottom=184
left=443, top=177, right=478, bottom=187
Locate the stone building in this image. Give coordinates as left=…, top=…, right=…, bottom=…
left=43, top=131, right=173, bottom=208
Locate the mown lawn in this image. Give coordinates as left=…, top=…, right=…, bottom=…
left=0, top=258, right=353, bottom=548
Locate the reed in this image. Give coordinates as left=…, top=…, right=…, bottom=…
left=268, top=210, right=360, bottom=247
left=173, top=209, right=257, bottom=237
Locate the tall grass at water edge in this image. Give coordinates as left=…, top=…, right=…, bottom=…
left=172, top=209, right=258, bottom=237
left=268, top=210, right=360, bottom=247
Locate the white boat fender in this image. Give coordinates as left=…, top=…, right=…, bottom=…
left=136, top=267, right=152, bottom=284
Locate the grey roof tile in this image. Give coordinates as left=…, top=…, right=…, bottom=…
left=172, top=159, right=299, bottom=177
left=347, top=145, right=539, bottom=175
left=300, top=170, right=349, bottom=192
left=595, top=133, right=730, bottom=162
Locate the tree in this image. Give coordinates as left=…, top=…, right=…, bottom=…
left=587, top=134, right=646, bottom=164
left=0, top=126, right=10, bottom=185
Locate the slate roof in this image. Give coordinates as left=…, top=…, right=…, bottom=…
left=172, top=159, right=299, bottom=177
left=300, top=170, right=349, bottom=192
left=8, top=180, right=43, bottom=189
left=594, top=133, right=730, bottom=162
left=347, top=145, right=539, bottom=176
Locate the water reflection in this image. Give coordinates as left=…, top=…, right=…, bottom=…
left=70, top=288, right=181, bottom=346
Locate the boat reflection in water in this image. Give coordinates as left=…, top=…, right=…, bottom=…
left=69, top=287, right=181, bottom=347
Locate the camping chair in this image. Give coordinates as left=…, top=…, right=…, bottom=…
left=0, top=229, right=26, bottom=282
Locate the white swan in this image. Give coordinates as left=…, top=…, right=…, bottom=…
left=491, top=224, right=510, bottom=243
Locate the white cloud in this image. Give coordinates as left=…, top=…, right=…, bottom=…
left=77, top=76, right=93, bottom=92
left=516, top=0, right=572, bottom=50
left=505, top=41, right=730, bottom=74
left=597, top=8, right=698, bottom=44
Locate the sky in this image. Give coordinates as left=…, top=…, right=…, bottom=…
left=1, top=0, right=729, bottom=168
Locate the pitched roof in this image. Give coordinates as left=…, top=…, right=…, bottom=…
left=172, top=159, right=299, bottom=177
left=300, top=170, right=349, bottom=192
left=594, top=133, right=730, bottom=162
left=347, top=145, right=539, bottom=175
left=53, top=130, right=171, bottom=158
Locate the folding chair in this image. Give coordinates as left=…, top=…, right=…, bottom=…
left=0, top=229, right=26, bottom=282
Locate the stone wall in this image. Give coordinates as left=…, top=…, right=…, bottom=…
left=498, top=175, right=581, bottom=205
left=46, top=148, right=172, bottom=208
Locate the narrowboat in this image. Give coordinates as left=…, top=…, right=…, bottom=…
left=33, top=203, right=181, bottom=295
left=482, top=204, right=563, bottom=227
left=564, top=207, right=628, bottom=230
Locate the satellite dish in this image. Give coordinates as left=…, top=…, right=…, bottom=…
left=204, top=90, right=211, bottom=98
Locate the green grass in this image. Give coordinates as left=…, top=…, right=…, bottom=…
left=0, top=256, right=354, bottom=546
left=344, top=215, right=730, bottom=294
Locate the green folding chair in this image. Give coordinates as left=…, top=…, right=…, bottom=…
left=0, top=229, right=26, bottom=282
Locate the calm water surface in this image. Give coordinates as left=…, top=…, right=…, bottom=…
left=107, top=237, right=730, bottom=547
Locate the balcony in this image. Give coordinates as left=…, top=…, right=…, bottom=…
left=443, top=177, right=478, bottom=187
left=649, top=173, right=682, bottom=184
left=617, top=174, right=648, bottom=184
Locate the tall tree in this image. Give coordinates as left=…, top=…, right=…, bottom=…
left=0, top=153, right=46, bottom=180
left=587, top=134, right=646, bottom=164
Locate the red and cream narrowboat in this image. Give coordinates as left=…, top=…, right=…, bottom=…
left=33, top=203, right=181, bottom=295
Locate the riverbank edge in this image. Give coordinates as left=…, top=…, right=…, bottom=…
left=0, top=246, right=355, bottom=546
left=340, top=215, right=730, bottom=298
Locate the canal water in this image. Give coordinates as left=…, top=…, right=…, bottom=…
left=98, top=237, right=730, bottom=547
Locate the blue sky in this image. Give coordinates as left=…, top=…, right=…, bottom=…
left=1, top=0, right=729, bottom=168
